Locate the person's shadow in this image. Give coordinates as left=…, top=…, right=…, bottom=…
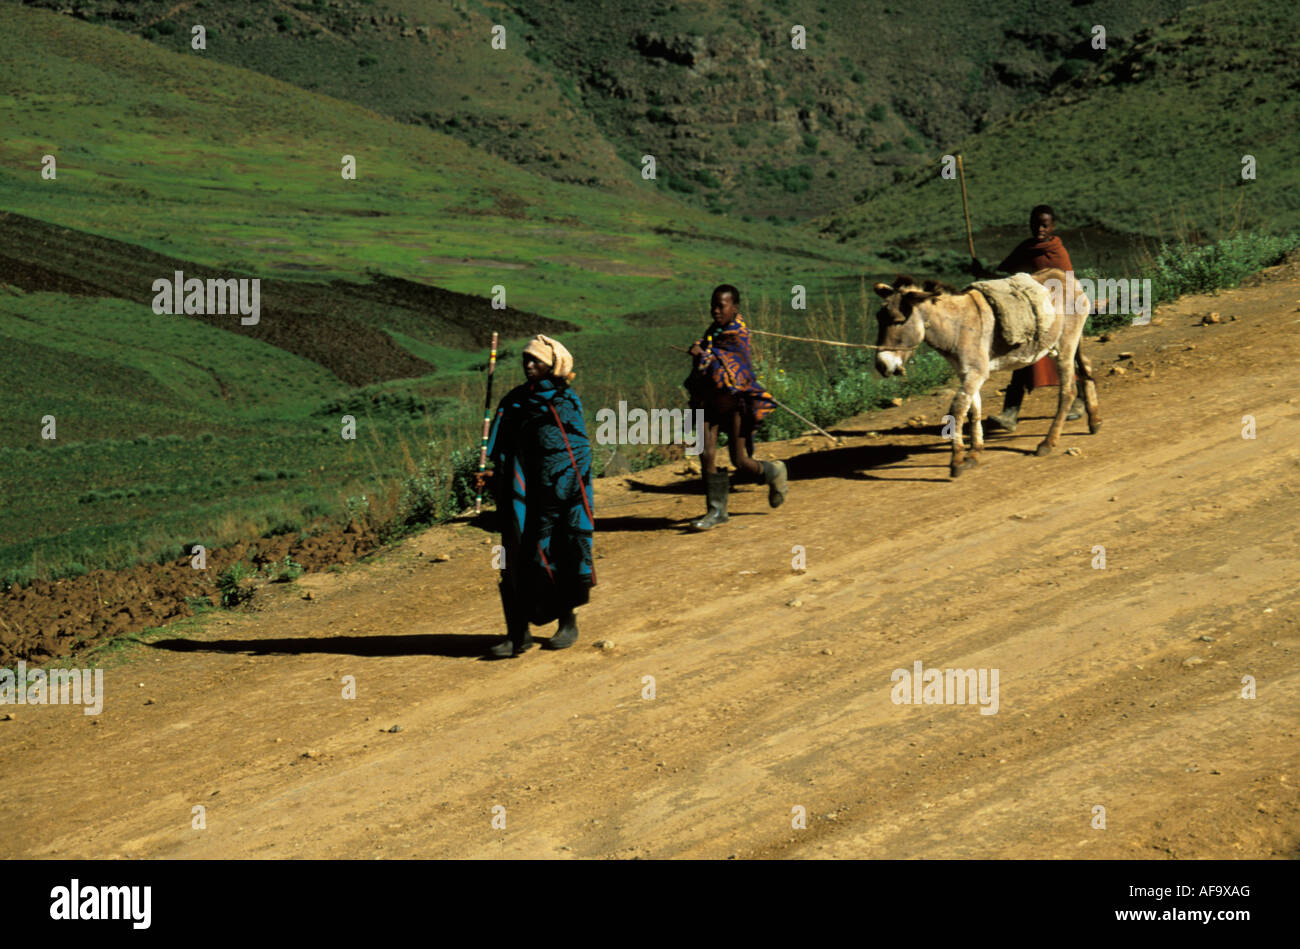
left=596, top=515, right=682, bottom=532
left=619, top=435, right=963, bottom=489
left=149, top=633, right=501, bottom=660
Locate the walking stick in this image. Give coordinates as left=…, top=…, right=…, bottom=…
left=957, top=153, right=976, bottom=264
left=474, top=332, right=499, bottom=515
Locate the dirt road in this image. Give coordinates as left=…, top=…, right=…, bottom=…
left=3, top=268, right=1298, bottom=859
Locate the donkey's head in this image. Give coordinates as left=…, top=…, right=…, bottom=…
left=873, top=275, right=942, bottom=376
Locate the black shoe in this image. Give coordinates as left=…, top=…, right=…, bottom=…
left=487, top=631, right=533, bottom=659
left=489, top=583, right=534, bottom=658
left=545, top=612, right=578, bottom=650
left=761, top=460, right=788, bottom=508
left=690, top=471, right=730, bottom=530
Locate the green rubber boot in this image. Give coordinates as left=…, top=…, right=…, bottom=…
left=689, top=471, right=730, bottom=531
left=761, top=460, right=788, bottom=508
left=985, top=404, right=1020, bottom=433
left=985, top=379, right=1025, bottom=433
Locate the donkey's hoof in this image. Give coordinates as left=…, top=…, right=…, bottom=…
left=950, top=458, right=976, bottom=478
left=1088, top=419, right=1102, bottom=434
left=1034, top=442, right=1053, bottom=457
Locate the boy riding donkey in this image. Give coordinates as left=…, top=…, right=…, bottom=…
left=683, top=284, right=789, bottom=531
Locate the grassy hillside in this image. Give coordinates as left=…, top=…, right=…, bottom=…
left=818, top=0, right=1300, bottom=252
left=17, top=0, right=1196, bottom=219
left=505, top=0, right=1196, bottom=218
left=0, top=281, right=485, bottom=582
left=0, top=210, right=577, bottom=380
left=0, top=4, right=871, bottom=325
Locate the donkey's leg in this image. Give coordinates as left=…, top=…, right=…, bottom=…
left=1036, top=352, right=1075, bottom=456
left=1077, top=349, right=1101, bottom=433
left=959, top=372, right=986, bottom=464
left=1071, top=283, right=1103, bottom=434
left=969, top=383, right=985, bottom=458
left=949, top=387, right=978, bottom=477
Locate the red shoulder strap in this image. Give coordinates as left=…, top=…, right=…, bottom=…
left=548, top=402, right=597, bottom=585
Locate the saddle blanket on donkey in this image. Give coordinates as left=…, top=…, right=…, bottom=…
left=966, top=272, right=1055, bottom=350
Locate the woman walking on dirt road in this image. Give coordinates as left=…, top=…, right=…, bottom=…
left=474, top=335, right=595, bottom=659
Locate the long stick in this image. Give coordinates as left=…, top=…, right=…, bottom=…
left=957, top=153, right=976, bottom=262
left=768, top=395, right=841, bottom=444
left=474, top=331, right=499, bottom=515
left=667, top=346, right=841, bottom=444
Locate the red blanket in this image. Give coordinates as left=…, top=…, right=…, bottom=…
left=998, top=237, right=1074, bottom=388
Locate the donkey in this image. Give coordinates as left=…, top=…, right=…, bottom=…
left=873, top=269, right=1100, bottom=478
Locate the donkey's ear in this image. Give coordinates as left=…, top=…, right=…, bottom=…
left=874, top=282, right=894, bottom=298
left=902, top=290, right=933, bottom=308
left=892, top=273, right=916, bottom=289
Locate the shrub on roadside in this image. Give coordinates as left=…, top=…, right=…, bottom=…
left=1146, top=232, right=1299, bottom=304
left=263, top=556, right=304, bottom=583
left=399, top=447, right=479, bottom=527
left=216, top=562, right=256, bottom=608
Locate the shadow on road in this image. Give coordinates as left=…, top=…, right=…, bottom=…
left=148, top=633, right=501, bottom=659
left=617, top=424, right=1062, bottom=493
left=595, top=515, right=685, bottom=532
